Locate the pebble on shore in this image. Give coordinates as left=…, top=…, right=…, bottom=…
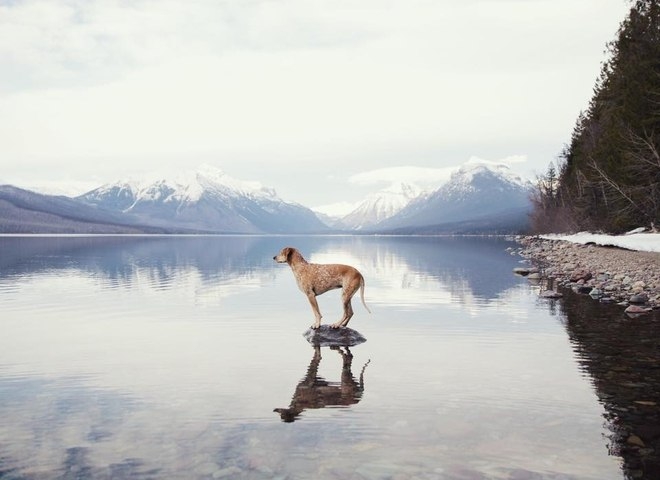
left=513, top=236, right=660, bottom=311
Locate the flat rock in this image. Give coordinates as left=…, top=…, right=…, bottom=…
left=513, top=267, right=538, bottom=276
left=627, top=434, right=646, bottom=448
left=303, top=325, right=367, bottom=347
left=629, top=293, right=649, bottom=304
left=540, top=290, right=563, bottom=299
left=625, top=305, right=652, bottom=316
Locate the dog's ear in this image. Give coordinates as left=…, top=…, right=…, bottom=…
left=285, top=247, right=294, bottom=262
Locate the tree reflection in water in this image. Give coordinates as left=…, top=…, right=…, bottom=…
left=549, top=287, right=660, bottom=479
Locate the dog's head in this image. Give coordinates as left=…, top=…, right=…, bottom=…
left=273, top=247, right=295, bottom=264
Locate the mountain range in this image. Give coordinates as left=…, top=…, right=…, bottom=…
left=372, top=162, right=533, bottom=233
left=76, top=165, right=326, bottom=234
left=0, top=163, right=533, bottom=234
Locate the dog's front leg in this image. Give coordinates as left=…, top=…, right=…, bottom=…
left=306, top=293, right=323, bottom=329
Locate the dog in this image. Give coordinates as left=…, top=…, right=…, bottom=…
left=274, top=345, right=370, bottom=422
left=273, top=247, right=371, bottom=329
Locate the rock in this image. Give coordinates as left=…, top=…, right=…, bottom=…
left=589, top=288, right=603, bottom=298
left=515, top=236, right=660, bottom=310
left=540, top=290, right=563, bottom=299
left=627, top=434, right=646, bottom=448
left=625, top=305, right=652, bottom=316
left=629, top=293, right=649, bottom=304
left=632, top=280, right=646, bottom=289
left=303, top=325, right=367, bottom=347
left=570, top=269, right=592, bottom=282
left=575, top=285, right=593, bottom=294
left=526, top=272, right=542, bottom=280
left=513, top=267, right=535, bottom=276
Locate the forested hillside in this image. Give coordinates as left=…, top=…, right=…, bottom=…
left=531, top=0, right=660, bottom=233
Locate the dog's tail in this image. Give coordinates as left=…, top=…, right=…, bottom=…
left=360, top=277, right=372, bottom=314
left=359, top=359, right=371, bottom=389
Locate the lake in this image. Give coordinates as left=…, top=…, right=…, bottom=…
left=1, top=235, right=658, bottom=479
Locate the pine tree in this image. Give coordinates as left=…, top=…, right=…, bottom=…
left=532, top=0, right=660, bottom=233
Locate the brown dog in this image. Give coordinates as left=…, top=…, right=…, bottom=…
left=273, top=247, right=371, bottom=329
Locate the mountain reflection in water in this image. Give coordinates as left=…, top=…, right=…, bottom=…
left=0, top=235, right=520, bottom=304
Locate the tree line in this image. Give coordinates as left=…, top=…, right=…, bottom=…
left=531, top=0, right=660, bottom=234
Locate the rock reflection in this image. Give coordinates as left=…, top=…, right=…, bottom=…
left=274, top=346, right=370, bottom=423
left=552, top=289, right=660, bottom=479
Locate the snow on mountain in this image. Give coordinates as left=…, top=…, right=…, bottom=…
left=441, top=161, right=528, bottom=198
left=77, top=165, right=327, bottom=234
left=374, top=161, right=533, bottom=233
left=341, top=182, right=422, bottom=230
left=84, top=165, right=277, bottom=209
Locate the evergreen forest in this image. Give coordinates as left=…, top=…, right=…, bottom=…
left=531, top=0, right=660, bottom=233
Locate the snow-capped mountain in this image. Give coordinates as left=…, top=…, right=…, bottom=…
left=341, top=182, right=422, bottom=230
left=0, top=185, right=171, bottom=234
left=2, top=161, right=534, bottom=234
left=77, top=165, right=327, bottom=234
left=373, top=162, right=533, bottom=233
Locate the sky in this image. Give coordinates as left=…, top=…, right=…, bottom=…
left=0, top=0, right=631, bottom=213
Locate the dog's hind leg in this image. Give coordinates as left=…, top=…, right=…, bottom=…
left=332, top=287, right=357, bottom=328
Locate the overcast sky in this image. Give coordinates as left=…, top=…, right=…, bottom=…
left=0, top=0, right=630, bottom=211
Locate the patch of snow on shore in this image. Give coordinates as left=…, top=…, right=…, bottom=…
left=540, top=232, right=660, bottom=253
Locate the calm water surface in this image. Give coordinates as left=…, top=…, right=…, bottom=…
left=0, top=235, right=657, bottom=479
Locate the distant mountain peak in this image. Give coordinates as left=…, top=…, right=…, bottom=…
left=341, top=181, right=422, bottom=229
left=373, top=160, right=533, bottom=233
left=86, top=164, right=281, bottom=211
left=452, top=160, right=527, bottom=186
left=194, top=164, right=277, bottom=200
left=77, top=165, right=325, bottom=233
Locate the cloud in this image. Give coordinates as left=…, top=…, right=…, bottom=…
left=313, top=201, right=360, bottom=217
left=466, top=155, right=528, bottom=166
left=349, top=155, right=529, bottom=188
left=0, top=0, right=630, bottom=205
left=349, top=166, right=456, bottom=187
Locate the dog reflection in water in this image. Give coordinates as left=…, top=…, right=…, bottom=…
left=274, top=346, right=370, bottom=423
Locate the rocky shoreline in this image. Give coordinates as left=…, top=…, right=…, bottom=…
left=514, top=236, right=660, bottom=312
